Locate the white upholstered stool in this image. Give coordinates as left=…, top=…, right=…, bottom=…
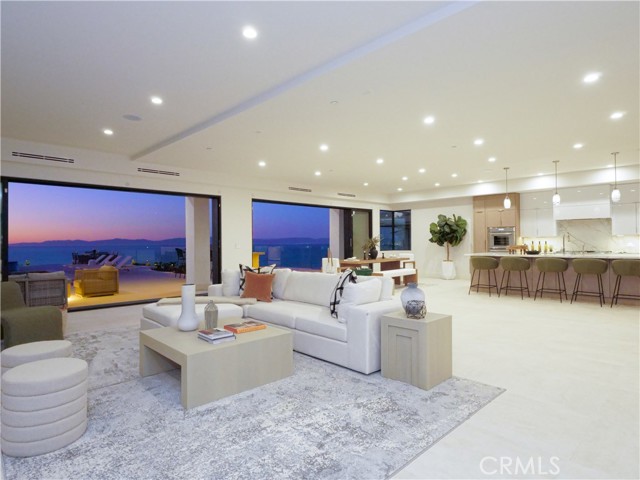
left=1, top=357, right=88, bottom=457
left=1, top=340, right=73, bottom=376
left=141, top=302, right=244, bottom=330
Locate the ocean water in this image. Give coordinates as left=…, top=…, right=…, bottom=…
left=8, top=244, right=183, bottom=269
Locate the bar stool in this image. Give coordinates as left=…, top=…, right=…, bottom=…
left=469, top=257, right=500, bottom=297
left=570, top=258, right=608, bottom=307
left=499, top=257, right=531, bottom=299
left=610, top=259, right=640, bottom=307
left=534, top=257, right=568, bottom=302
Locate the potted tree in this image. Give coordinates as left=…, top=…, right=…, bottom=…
left=428, top=214, right=468, bottom=279
left=362, top=235, right=381, bottom=259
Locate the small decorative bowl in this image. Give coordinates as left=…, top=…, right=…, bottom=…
left=525, top=250, right=540, bottom=255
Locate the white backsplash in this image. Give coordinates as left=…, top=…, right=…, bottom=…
left=523, top=219, right=639, bottom=254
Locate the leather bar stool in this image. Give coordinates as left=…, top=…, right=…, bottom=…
left=468, top=257, right=500, bottom=297
left=499, top=256, right=531, bottom=299
left=534, top=257, right=568, bottom=302
left=610, top=259, right=640, bottom=307
left=570, top=258, right=608, bottom=307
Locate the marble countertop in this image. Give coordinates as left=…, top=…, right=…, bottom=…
left=466, top=252, right=640, bottom=259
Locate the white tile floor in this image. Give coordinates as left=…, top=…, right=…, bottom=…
left=67, top=278, right=639, bottom=479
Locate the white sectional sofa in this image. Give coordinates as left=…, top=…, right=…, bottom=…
left=209, top=269, right=401, bottom=374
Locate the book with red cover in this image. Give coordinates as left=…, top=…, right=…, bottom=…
left=223, top=320, right=266, bottom=334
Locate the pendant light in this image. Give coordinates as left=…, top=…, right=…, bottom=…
left=503, top=167, right=511, bottom=209
left=611, top=152, right=621, bottom=203
left=552, top=160, right=561, bottom=206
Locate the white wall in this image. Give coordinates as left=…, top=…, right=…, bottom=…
left=393, top=198, right=474, bottom=280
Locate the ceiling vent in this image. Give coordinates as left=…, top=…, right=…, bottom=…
left=337, top=192, right=356, bottom=198
left=288, top=186, right=312, bottom=193
left=12, top=151, right=75, bottom=164
left=137, top=167, right=180, bottom=177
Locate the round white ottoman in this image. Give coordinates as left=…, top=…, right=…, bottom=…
left=1, top=357, right=88, bottom=457
left=1, top=340, right=73, bottom=376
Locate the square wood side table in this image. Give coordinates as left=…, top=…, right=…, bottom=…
left=381, top=310, right=452, bottom=390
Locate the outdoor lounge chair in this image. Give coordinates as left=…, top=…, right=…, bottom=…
left=1, top=281, right=64, bottom=348
left=114, top=255, right=132, bottom=270
left=103, top=255, right=123, bottom=267
left=97, top=254, right=117, bottom=266
left=73, top=266, right=119, bottom=297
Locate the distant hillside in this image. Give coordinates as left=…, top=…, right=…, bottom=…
left=10, top=238, right=187, bottom=247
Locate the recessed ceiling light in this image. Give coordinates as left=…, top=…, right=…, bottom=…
left=423, top=115, right=435, bottom=125
left=488, top=157, right=496, bottom=162
left=451, top=173, right=458, bottom=178
left=418, top=168, right=426, bottom=174
left=397, top=187, right=403, bottom=192
left=402, top=176, right=408, bottom=181
left=537, top=172, right=544, bottom=176
left=607, top=164, right=614, bottom=168
left=376, top=158, right=384, bottom=164
left=319, top=144, right=329, bottom=152
left=474, top=138, right=484, bottom=146
left=314, top=171, right=322, bottom=176
left=150, top=96, right=163, bottom=105
left=434, top=182, right=440, bottom=187
left=103, top=129, right=113, bottom=136
left=477, top=180, right=483, bottom=183
left=610, top=111, right=625, bottom=120
left=533, top=197, right=537, bottom=200
left=258, top=161, right=266, bottom=167
left=573, top=143, right=584, bottom=149
left=363, top=182, right=369, bottom=186
left=577, top=190, right=582, bottom=193
left=242, top=25, right=258, bottom=39
left=583, top=72, right=602, bottom=83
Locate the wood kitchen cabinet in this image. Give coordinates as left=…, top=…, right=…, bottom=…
left=473, top=193, right=520, bottom=252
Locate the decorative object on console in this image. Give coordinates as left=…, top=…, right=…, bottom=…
left=204, top=301, right=218, bottom=329
left=611, top=152, right=621, bottom=203
left=552, top=160, right=561, bottom=206
left=401, top=283, right=426, bottom=319
left=362, top=235, right=380, bottom=260
left=177, top=284, right=199, bottom=331
left=428, top=214, right=468, bottom=280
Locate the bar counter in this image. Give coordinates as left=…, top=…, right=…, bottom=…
left=465, top=252, right=639, bottom=305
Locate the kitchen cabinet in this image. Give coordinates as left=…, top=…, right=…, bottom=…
left=473, top=208, right=487, bottom=252
left=551, top=185, right=611, bottom=220
left=520, top=208, right=556, bottom=237
left=611, top=203, right=640, bottom=235
left=472, top=194, right=520, bottom=252
left=486, top=208, right=517, bottom=227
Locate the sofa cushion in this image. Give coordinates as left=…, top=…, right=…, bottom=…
left=272, top=269, right=291, bottom=299
left=355, top=275, right=394, bottom=301
left=336, top=279, right=382, bottom=323
left=295, top=311, right=348, bottom=343
left=239, top=264, right=276, bottom=294
left=221, top=269, right=241, bottom=296
left=98, top=265, right=117, bottom=280
left=282, top=271, right=339, bottom=307
left=244, top=300, right=302, bottom=329
left=241, top=271, right=274, bottom=302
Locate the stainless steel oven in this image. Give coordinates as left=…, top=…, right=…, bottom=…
left=488, top=227, right=516, bottom=251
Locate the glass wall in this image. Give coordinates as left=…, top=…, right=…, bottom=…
left=380, top=209, right=412, bottom=250
left=252, top=201, right=330, bottom=270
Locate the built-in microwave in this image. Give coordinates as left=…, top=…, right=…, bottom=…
left=488, top=227, right=516, bottom=251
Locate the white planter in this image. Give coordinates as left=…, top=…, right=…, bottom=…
left=177, top=284, right=199, bottom=331
left=441, top=261, right=456, bottom=280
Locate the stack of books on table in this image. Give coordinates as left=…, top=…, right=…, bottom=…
left=223, top=320, right=266, bottom=334
left=197, top=328, right=236, bottom=344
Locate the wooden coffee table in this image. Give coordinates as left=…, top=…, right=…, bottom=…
left=139, top=319, right=293, bottom=409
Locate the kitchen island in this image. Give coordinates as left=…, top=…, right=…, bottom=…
left=466, top=252, right=639, bottom=305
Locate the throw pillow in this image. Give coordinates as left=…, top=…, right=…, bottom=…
left=221, top=269, right=241, bottom=296
left=272, top=268, right=292, bottom=299
left=330, top=269, right=356, bottom=318
left=240, top=271, right=275, bottom=302
left=238, top=263, right=276, bottom=294
left=337, top=278, right=382, bottom=323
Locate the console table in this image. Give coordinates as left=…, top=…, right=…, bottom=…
left=340, top=257, right=410, bottom=271
left=381, top=311, right=452, bottom=390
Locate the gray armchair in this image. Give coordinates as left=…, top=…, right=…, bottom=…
left=1, top=281, right=63, bottom=348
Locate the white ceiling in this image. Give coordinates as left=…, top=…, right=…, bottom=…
left=2, top=1, right=638, bottom=196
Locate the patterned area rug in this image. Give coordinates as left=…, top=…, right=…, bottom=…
left=3, top=325, right=504, bottom=480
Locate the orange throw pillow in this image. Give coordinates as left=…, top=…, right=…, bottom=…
left=240, top=271, right=274, bottom=302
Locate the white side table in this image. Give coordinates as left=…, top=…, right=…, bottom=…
left=381, top=310, right=452, bottom=390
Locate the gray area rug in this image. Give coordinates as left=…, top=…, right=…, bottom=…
left=3, top=325, right=504, bottom=480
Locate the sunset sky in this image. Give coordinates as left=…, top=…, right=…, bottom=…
left=8, top=183, right=329, bottom=244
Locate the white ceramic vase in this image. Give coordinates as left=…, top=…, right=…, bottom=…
left=177, top=284, right=199, bottom=331
left=441, top=261, right=456, bottom=280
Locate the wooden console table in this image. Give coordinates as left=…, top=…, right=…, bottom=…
left=340, top=257, right=410, bottom=271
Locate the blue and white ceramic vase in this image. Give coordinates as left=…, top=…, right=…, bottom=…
left=401, top=283, right=426, bottom=319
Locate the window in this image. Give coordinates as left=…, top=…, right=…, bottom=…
left=252, top=201, right=330, bottom=270
left=380, top=209, right=411, bottom=250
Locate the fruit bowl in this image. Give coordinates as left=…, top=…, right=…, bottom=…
left=525, top=250, right=540, bottom=255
